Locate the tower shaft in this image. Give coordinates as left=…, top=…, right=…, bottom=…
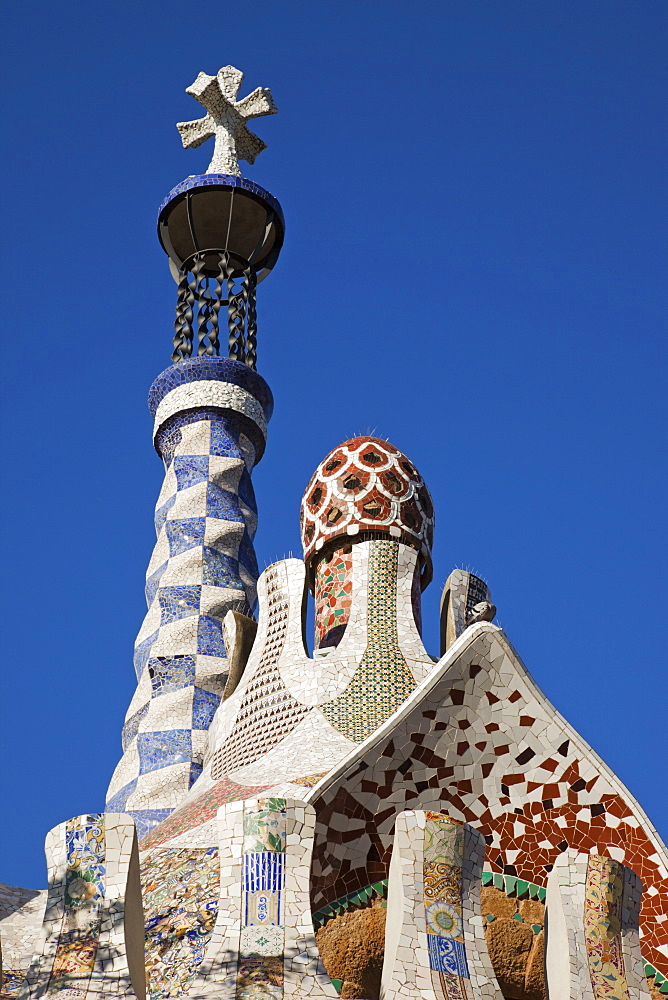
left=105, top=358, right=272, bottom=837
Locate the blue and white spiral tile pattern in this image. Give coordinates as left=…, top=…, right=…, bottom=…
left=106, top=359, right=272, bottom=838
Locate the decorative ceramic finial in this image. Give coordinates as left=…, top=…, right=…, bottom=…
left=176, top=65, right=278, bottom=177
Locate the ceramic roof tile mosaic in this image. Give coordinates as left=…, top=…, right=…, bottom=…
left=2, top=61, right=666, bottom=1000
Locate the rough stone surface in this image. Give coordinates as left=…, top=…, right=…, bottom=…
left=648, top=976, right=664, bottom=999
left=315, top=905, right=386, bottom=1000
left=486, top=921, right=535, bottom=995
left=480, top=885, right=546, bottom=1000
left=523, top=930, right=546, bottom=1000
left=481, top=885, right=518, bottom=920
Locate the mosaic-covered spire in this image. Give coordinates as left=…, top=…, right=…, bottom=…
left=105, top=359, right=272, bottom=836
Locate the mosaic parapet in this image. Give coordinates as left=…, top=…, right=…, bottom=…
left=179, top=797, right=338, bottom=999
left=545, top=849, right=650, bottom=1000
left=298, top=622, right=668, bottom=978
left=17, top=814, right=144, bottom=1000
left=0, top=885, right=47, bottom=998
left=106, top=358, right=273, bottom=835
left=381, top=810, right=502, bottom=999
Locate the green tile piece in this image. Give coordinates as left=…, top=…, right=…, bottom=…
left=537, top=887, right=547, bottom=901
left=493, top=873, right=504, bottom=890
left=531, top=924, right=542, bottom=935
left=643, top=963, right=655, bottom=976
left=504, top=875, right=518, bottom=896
left=515, top=879, right=530, bottom=898
left=485, top=914, right=496, bottom=922
left=481, top=870, right=494, bottom=886
left=659, top=984, right=668, bottom=995
left=512, top=913, right=524, bottom=922
left=331, top=980, right=343, bottom=994
left=372, top=881, right=385, bottom=896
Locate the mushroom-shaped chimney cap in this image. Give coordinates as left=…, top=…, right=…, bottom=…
left=300, top=436, right=434, bottom=588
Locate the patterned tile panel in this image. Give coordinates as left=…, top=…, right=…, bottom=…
left=142, top=847, right=220, bottom=1000
left=320, top=541, right=416, bottom=742
left=313, top=547, right=353, bottom=649
left=47, top=815, right=106, bottom=993
left=15, top=814, right=141, bottom=1000
left=584, top=855, right=629, bottom=999
left=423, top=814, right=472, bottom=996
left=242, top=799, right=287, bottom=933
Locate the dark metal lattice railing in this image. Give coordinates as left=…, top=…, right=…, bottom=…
left=172, top=250, right=258, bottom=368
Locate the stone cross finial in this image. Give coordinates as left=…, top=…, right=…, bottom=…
left=177, top=66, right=278, bottom=177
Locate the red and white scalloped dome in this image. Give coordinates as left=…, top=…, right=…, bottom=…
left=300, top=436, right=434, bottom=585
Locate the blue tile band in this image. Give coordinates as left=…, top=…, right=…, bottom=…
left=149, top=357, right=273, bottom=420
left=427, top=935, right=470, bottom=978
left=157, top=174, right=284, bottom=231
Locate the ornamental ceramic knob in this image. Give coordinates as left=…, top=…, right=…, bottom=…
left=300, top=435, right=435, bottom=589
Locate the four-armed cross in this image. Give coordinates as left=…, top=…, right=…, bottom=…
left=177, top=65, right=278, bottom=177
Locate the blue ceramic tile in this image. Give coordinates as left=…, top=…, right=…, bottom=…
left=158, top=585, right=201, bottom=624
left=134, top=629, right=159, bottom=679
left=197, top=615, right=226, bottom=656
left=149, top=655, right=197, bottom=696
left=209, top=420, right=241, bottom=458
left=174, top=455, right=209, bottom=490
left=106, top=779, right=137, bottom=811
left=128, top=809, right=172, bottom=839
left=243, top=853, right=285, bottom=893
left=148, top=356, right=273, bottom=419
left=166, top=517, right=206, bottom=556
left=206, top=483, right=245, bottom=521
left=145, top=561, right=168, bottom=605
left=237, top=468, right=257, bottom=513
left=202, top=547, right=241, bottom=588
left=192, top=687, right=221, bottom=730
left=137, top=730, right=192, bottom=774
left=154, top=495, right=176, bottom=533
left=122, top=704, right=149, bottom=751
left=427, top=936, right=469, bottom=977
left=238, top=531, right=259, bottom=578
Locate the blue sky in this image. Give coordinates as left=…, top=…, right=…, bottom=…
left=1, top=0, right=666, bottom=888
